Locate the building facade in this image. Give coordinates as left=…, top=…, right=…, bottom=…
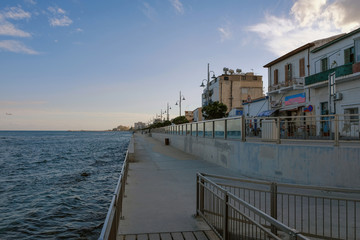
left=305, top=28, right=360, bottom=137
left=202, top=68, right=264, bottom=113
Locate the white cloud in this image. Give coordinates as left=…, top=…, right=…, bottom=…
left=0, top=40, right=39, bottom=54
left=170, top=0, right=184, bottom=15
left=218, top=22, right=232, bottom=42
left=0, top=6, right=31, bottom=37
left=48, top=7, right=73, bottom=27
left=248, top=0, right=360, bottom=56
left=24, top=0, right=37, bottom=5
left=142, top=2, right=157, bottom=21
left=3, top=6, right=31, bottom=20
left=75, top=28, right=83, bottom=32
left=0, top=18, right=31, bottom=37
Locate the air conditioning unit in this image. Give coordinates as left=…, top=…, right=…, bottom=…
left=334, top=92, right=343, bottom=101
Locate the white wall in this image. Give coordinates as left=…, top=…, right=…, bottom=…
left=152, top=133, right=360, bottom=188
left=310, top=32, right=360, bottom=74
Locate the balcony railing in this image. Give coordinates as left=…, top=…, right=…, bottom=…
left=305, top=63, right=353, bottom=86
left=269, top=77, right=304, bottom=92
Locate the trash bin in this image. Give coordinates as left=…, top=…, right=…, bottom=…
left=165, top=138, right=169, bottom=145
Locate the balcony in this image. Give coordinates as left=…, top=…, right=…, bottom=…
left=305, top=63, right=353, bottom=86
left=268, top=77, right=304, bottom=94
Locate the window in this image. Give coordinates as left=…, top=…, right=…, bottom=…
left=355, top=38, right=360, bottom=63
left=253, top=76, right=257, bottom=80
left=344, top=108, right=359, bottom=124
left=285, top=64, right=292, bottom=85
left=321, top=58, right=328, bottom=72
left=241, top=76, right=246, bottom=80
left=274, top=69, right=278, bottom=85
left=344, top=47, right=355, bottom=64
left=299, top=58, right=305, bottom=77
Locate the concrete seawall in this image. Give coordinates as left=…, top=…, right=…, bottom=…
left=152, top=133, right=360, bottom=188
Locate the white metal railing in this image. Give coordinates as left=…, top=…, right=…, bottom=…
left=159, top=114, right=360, bottom=146
left=98, top=149, right=130, bottom=240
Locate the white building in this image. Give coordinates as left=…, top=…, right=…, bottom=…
left=264, top=34, right=343, bottom=118
left=134, top=122, right=146, bottom=130
left=242, top=96, right=270, bottom=117
left=305, top=28, right=360, bottom=137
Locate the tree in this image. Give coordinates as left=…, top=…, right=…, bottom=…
left=171, top=116, right=189, bottom=125
left=202, top=101, right=228, bottom=120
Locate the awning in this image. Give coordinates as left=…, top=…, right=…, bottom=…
left=257, top=109, right=277, bottom=117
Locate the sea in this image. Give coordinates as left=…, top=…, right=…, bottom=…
left=0, top=131, right=132, bottom=240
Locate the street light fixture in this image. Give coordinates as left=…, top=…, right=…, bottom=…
left=200, top=63, right=216, bottom=106
left=175, top=91, right=185, bottom=116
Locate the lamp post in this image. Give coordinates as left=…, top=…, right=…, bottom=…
left=160, top=109, right=167, bottom=122
left=200, top=63, right=216, bottom=106
left=166, top=103, right=171, bottom=121
left=175, top=91, right=185, bottom=116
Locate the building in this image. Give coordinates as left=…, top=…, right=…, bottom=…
left=202, top=68, right=264, bottom=113
left=193, top=107, right=203, bottom=122
left=305, top=27, right=360, bottom=137
left=264, top=34, right=344, bottom=117
left=242, top=96, right=270, bottom=117
left=184, top=111, right=194, bottom=122
left=134, top=122, right=146, bottom=130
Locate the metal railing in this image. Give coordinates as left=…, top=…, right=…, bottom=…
left=197, top=173, right=310, bottom=240
left=305, top=63, right=353, bottom=85
left=98, top=150, right=130, bottom=240
left=159, top=113, right=360, bottom=145
left=198, top=173, right=360, bottom=240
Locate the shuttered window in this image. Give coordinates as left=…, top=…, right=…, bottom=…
left=285, top=64, right=292, bottom=85
left=344, top=47, right=354, bottom=64
left=274, top=69, right=278, bottom=85
left=299, top=58, right=305, bottom=77
left=321, top=58, right=328, bottom=72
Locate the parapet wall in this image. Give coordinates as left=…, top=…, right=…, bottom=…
left=152, top=133, right=360, bottom=188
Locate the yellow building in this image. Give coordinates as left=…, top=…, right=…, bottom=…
left=202, top=68, right=264, bottom=113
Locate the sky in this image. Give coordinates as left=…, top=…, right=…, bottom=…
left=1, top=0, right=359, bottom=130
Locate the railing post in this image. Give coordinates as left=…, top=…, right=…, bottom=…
left=224, top=119, right=227, bottom=140
left=334, top=114, right=339, bottom=146
left=199, top=177, right=204, bottom=214
left=223, top=191, right=229, bottom=240
left=212, top=121, right=215, bottom=138
left=196, top=174, right=199, bottom=216
left=270, top=182, right=278, bottom=235
left=276, top=117, right=281, bottom=144
left=241, top=115, right=246, bottom=142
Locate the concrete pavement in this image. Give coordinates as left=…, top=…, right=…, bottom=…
left=117, top=133, right=240, bottom=236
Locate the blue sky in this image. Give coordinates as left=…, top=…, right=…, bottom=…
left=1, top=0, right=359, bottom=130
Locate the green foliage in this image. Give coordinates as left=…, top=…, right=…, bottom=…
left=202, top=101, right=228, bottom=120
left=147, top=120, right=171, bottom=129
left=171, top=116, right=189, bottom=125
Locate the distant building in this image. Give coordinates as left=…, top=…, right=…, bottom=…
left=202, top=68, right=264, bottom=113
left=134, top=122, right=146, bottom=130
left=184, top=111, right=194, bottom=122
left=193, top=107, right=203, bottom=122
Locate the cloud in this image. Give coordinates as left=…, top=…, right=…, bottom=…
left=218, top=22, right=232, bottom=42
left=3, top=6, right=31, bottom=20
left=0, top=6, right=31, bottom=37
left=75, top=28, right=83, bottom=32
left=24, top=0, right=37, bottom=5
left=48, top=7, right=73, bottom=27
left=169, top=0, right=184, bottom=15
left=248, top=0, right=360, bottom=56
left=0, top=40, right=39, bottom=54
left=142, top=2, right=157, bottom=21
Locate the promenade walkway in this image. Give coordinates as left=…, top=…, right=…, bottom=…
left=117, top=133, right=241, bottom=240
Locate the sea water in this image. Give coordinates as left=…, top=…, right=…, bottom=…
left=0, top=131, right=131, bottom=239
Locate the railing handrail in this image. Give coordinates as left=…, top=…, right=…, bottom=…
left=99, top=145, right=130, bottom=240
left=197, top=173, right=310, bottom=240
left=200, top=172, right=360, bottom=195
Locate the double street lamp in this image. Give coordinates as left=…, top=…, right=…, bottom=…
left=200, top=63, right=216, bottom=106
left=175, top=91, right=185, bottom=116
